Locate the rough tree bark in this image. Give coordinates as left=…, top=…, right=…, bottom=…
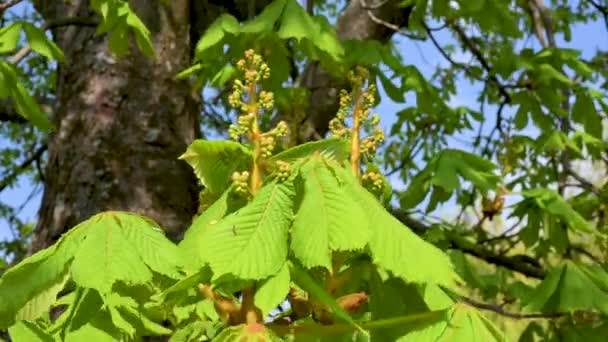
left=29, top=0, right=203, bottom=251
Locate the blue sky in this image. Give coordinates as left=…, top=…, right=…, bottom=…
left=0, top=2, right=606, bottom=243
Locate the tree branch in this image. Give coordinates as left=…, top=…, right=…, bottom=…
left=0, top=0, right=23, bottom=14
left=390, top=208, right=547, bottom=279
left=450, top=23, right=511, bottom=103
left=0, top=144, right=47, bottom=193
left=458, top=294, right=566, bottom=319
left=9, top=16, right=100, bottom=65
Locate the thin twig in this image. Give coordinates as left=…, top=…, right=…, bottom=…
left=0, top=0, right=23, bottom=14
left=459, top=295, right=566, bottom=319
left=9, top=16, right=99, bottom=65
left=360, top=0, right=427, bottom=41
left=0, top=144, right=47, bottom=193
left=450, top=23, right=511, bottom=103
left=587, top=0, right=608, bottom=29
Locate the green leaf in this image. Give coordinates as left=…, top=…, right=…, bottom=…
left=400, top=304, right=506, bottom=341
left=175, top=63, right=203, bottom=80
left=118, top=214, right=184, bottom=279
left=524, top=261, right=608, bottom=315
left=70, top=212, right=179, bottom=293
left=369, top=271, right=441, bottom=340
left=22, top=23, right=65, bottom=62
left=289, top=261, right=366, bottom=334
left=194, top=14, right=240, bottom=60
left=520, top=188, right=593, bottom=232
left=121, top=3, right=155, bottom=57
left=241, top=0, right=286, bottom=33
left=277, top=0, right=319, bottom=41
left=8, top=321, right=54, bottom=342
left=198, top=181, right=295, bottom=280
left=291, top=157, right=370, bottom=269
left=254, top=262, right=290, bottom=318
left=572, top=91, right=602, bottom=139
left=0, top=61, right=52, bottom=131
left=49, top=288, right=104, bottom=337
left=64, top=311, right=123, bottom=342
left=331, top=164, right=456, bottom=287
left=107, top=23, right=129, bottom=57
left=179, top=140, right=253, bottom=196
left=0, top=22, right=22, bottom=54
left=0, top=244, right=71, bottom=328
left=106, top=292, right=172, bottom=337
left=16, top=272, right=69, bottom=322
left=269, top=138, right=350, bottom=162
left=312, top=15, right=344, bottom=61
left=179, top=187, right=245, bottom=270
left=378, top=71, right=404, bottom=103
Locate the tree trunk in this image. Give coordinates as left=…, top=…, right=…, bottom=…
left=30, top=0, right=201, bottom=251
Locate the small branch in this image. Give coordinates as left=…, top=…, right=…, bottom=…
left=0, top=144, right=47, bottom=193
left=0, top=0, right=22, bottom=14
left=587, top=0, right=608, bottom=29
left=565, top=166, right=602, bottom=196
left=360, top=0, right=426, bottom=41
left=9, top=16, right=99, bottom=65
left=459, top=294, right=566, bottom=319
left=390, top=208, right=547, bottom=279
left=450, top=23, right=511, bottom=103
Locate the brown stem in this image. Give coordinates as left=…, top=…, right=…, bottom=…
left=249, top=81, right=262, bottom=194
left=241, top=73, right=263, bottom=324
left=350, top=89, right=362, bottom=178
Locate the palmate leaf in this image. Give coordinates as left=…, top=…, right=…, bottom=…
left=523, top=261, right=608, bottom=315
left=330, top=163, right=457, bottom=287
left=70, top=211, right=183, bottom=293
left=291, top=157, right=370, bottom=269
left=198, top=181, right=295, bottom=280
left=179, top=140, right=253, bottom=195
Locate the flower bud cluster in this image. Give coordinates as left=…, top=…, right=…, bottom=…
left=259, top=121, right=289, bottom=158
left=330, top=66, right=384, bottom=156
left=362, top=171, right=383, bottom=192
left=275, top=161, right=291, bottom=181
left=228, top=49, right=274, bottom=141
left=231, top=171, right=250, bottom=196
left=360, top=125, right=385, bottom=155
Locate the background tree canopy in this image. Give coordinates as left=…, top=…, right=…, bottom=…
left=0, top=0, right=607, bottom=341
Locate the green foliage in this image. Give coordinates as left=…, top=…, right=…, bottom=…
left=1, top=0, right=608, bottom=340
